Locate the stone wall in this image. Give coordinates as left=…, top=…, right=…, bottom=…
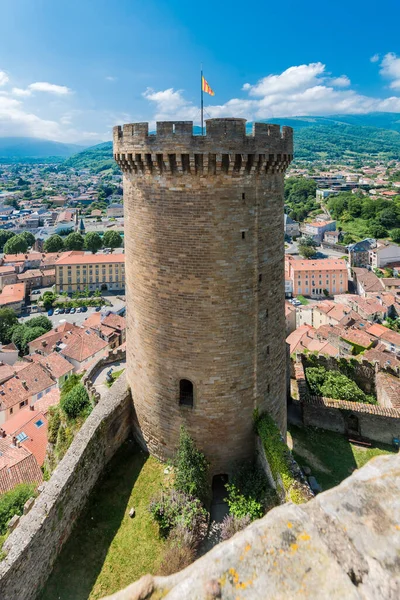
left=115, top=118, right=293, bottom=475
left=100, top=452, right=400, bottom=600
left=301, top=354, right=377, bottom=395
left=0, top=375, right=132, bottom=600
left=293, top=358, right=400, bottom=445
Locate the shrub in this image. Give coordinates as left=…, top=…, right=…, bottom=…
left=174, top=426, right=209, bottom=503
left=26, top=315, right=52, bottom=332
left=149, top=489, right=207, bottom=538
left=60, top=373, right=82, bottom=398
left=0, top=484, right=37, bottom=535
left=60, top=384, right=90, bottom=419
left=220, top=514, right=251, bottom=542
left=47, top=406, right=61, bottom=444
left=158, top=538, right=196, bottom=576
left=224, top=483, right=263, bottom=520
left=306, top=366, right=376, bottom=404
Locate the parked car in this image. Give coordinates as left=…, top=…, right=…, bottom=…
left=95, top=306, right=101, bottom=312
left=65, top=308, right=71, bottom=314
left=81, top=306, right=88, bottom=312
left=47, top=309, right=54, bottom=316
left=76, top=307, right=82, bottom=313
left=70, top=307, right=76, bottom=314
left=59, top=308, right=65, bottom=314
left=54, top=308, right=60, bottom=315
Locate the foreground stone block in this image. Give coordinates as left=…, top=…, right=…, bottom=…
left=102, top=452, right=400, bottom=599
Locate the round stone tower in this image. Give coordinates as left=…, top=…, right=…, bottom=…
left=114, top=118, right=293, bottom=474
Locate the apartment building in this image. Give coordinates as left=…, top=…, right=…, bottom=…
left=369, top=241, right=400, bottom=269
left=302, top=220, right=336, bottom=243
left=55, top=251, right=125, bottom=293
left=286, top=257, right=348, bottom=298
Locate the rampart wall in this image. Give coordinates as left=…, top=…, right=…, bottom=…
left=0, top=375, right=132, bottom=600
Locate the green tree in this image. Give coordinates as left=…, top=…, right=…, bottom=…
left=0, top=308, right=18, bottom=344
left=390, top=228, right=400, bottom=243
left=342, top=233, right=356, bottom=245
left=174, top=426, right=209, bottom=503
left=3, top=234, right=28, bottom=255
left=103, top=230, right=122, bottom=250
left=0, top=484, right=37, bottom=535
left=11, top=325, right=47, bottom=355
left=26, top=315, right=52, bottom=332
left=4, top=197, right=19, bottom=209
left=298, top=245, right=317, bottom=259
left=44, top=235, right=64, bottom=253
left=41, top=291, right=57, bottom=310
left=84, top=232, right=102, bottom=254
left=60, top=384, right=90, bottom=419
left=368, top=224, right=388, bottom=239
left=64, top=232, right=85, bottom=250
left=0, top=230, right=15, bottom=251
left=20, top=231, right=35, bottom=247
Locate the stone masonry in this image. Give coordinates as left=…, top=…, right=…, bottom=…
left=114, top=118, right=293, bottom=474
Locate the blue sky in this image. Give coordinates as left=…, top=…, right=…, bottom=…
left=0, top=0, right=399, bottom=143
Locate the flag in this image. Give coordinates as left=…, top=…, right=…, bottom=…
left=202, top=76, right=215, bottom=96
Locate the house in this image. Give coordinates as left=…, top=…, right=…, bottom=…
left=286, top=257, right=348, bottom=298
left=2, top=408, right=49, bottom=466
left=286, top=324, right=338, bottom=357
left=369, top=241, right=400, bottom=269
left=333, top=294, right=391, bottom=322
left=28, top=353, right=74, bottom=387
left=0, top=282, right=26, bottom=313
left=352, top=268, right=383, bottom=296
left=284, top=214, right=300, bottom=238
left=55, top=251, right=125, bottom=293
left=0, top=344, right=19, bottom=366
left=0, top=435, right=43, bottom=494
left=106, top=203, right=124, bottom=218
left=285, top=302, right=297, bottom=336
left=347, top=239, right=376, bottom=268
left=0, top=266, right=17, bottom=290
left=29, top=322, right=109, bottom=371
left=366, top=323, right=400, bottom=355
left=323, top=230, right=343, bottom=245
left=302, top=220, right=336, bottom=243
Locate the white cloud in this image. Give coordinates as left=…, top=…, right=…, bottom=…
left=28, top=81, right=72, bottom=95
left=12, top=87, right=32, bottom=97
left=0, top=71, right=9, bottom=86
left=380, top=52, right=400, bottom=89
left=370, top=54, right=380, bottom=63
left=144, top=60, right=400, bottom=124
left=105, top=76, right=117, bottom=82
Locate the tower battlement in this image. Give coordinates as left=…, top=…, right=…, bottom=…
left=113, top=118, right=293, bottom=175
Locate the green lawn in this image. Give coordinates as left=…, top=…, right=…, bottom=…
left=288, top=424, right=397, bottom=491
left=41, top=442, right=167, bottom=600
left=296, top=295, right=309, bottom=305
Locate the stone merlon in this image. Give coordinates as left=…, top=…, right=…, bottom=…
left=113, top=118, right=293, bottom=173
left=101, top=452, right=400, bottom=599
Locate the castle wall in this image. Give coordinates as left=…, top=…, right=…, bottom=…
left=0, top=376, right=132, bottom=600
left=115, top=119, right=293, bottom=473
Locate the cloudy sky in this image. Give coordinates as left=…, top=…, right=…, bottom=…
left=0, top=0, right=399, bottom=144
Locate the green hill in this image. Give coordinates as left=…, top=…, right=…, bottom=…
left=64, top=112, right=400, bottom=170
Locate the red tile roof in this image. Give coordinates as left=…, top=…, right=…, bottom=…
left=55, top=251, right=124, bottom=265
left=0, top=283, right=25, bottom=305
left=2, top=409, right=48, bottom=466
left=0, top=437, right=42, bottom=493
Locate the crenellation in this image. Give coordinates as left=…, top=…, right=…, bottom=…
left=113, top=118, right=293, bottom=168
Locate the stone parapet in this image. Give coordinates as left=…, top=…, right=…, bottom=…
left=0, top=375, right=132, bottom=600
left=113, top=119, right=293, bottom=175
left=101, top=452, right=400, bottom=600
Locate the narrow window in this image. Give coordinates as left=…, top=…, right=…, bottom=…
left=179, top=379, right=193, bottom=407
left=259, top=274, right=262, bottom=283
left=267, top=384, right=270, bottom=393
left=267, top=345, right=270, bottom=355
left=242, top=192, right=245, bottom=200
left=241, top=231, right=245, bottom=240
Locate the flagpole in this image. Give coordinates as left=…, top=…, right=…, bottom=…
left=200, top=65, right=204, bottom=136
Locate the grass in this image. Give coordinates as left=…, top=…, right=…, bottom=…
left=106, top=368, right=125, bottom=388
left=40, top=441, right=168, bottom=600
left=296, top=295, right=309, bottom=305
left=288, top=424, right=396, bottom=491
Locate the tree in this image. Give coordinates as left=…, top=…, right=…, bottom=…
left=4, top=197, right=19, bottom=209
left=3, top=234, right=28, bottom=255
left=64, top=232, right=85, bottom=250
left=368, top=224, right=388, bottom=239
left=41, top=291, right=57, bottom=310
left=20, top=231, right=35, bottom=248
left=84, top=232, right=102, bottom=254
left=0, top=230, right=15, bottom=251
left=390, top=228, right=400, bottom=243
left=0, top=308, right=18, bottom=344
left=0, top=483, right=37, bottom=535
left=60, top=384, right=90, bottom=419
left=298, top=245, right=317, bottom=259
left=12, top=325, right=47, bottom=355
left=342, top=233, right=356, bottom=245
left=44, top=234, right=64, bottom=253
left=174, top=426, right=209, bottom=503
left=103, top=230, right=122, bottom=250
left=377, top=207, right=400, bottom=229
left=26, top=315, right=52, bottom=332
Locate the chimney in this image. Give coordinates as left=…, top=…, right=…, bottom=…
left=30, top=405, right=34, bottom=411
left=22, top=380, right=28, bottom=390
left=12, top=436, right=17, bottom=446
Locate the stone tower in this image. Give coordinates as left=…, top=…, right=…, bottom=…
left=113, top=118, right=293, bottom=474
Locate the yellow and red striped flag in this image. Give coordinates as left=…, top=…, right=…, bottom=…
left=202, top=75, right=215, bottom=96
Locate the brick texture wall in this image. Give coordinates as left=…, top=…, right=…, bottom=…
left=114, top=118, right=293, bottom=474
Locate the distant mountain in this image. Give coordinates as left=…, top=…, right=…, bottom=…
left=0, top=137, right=87, bottom=162
left=64, top=112, right=400, bottom=169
